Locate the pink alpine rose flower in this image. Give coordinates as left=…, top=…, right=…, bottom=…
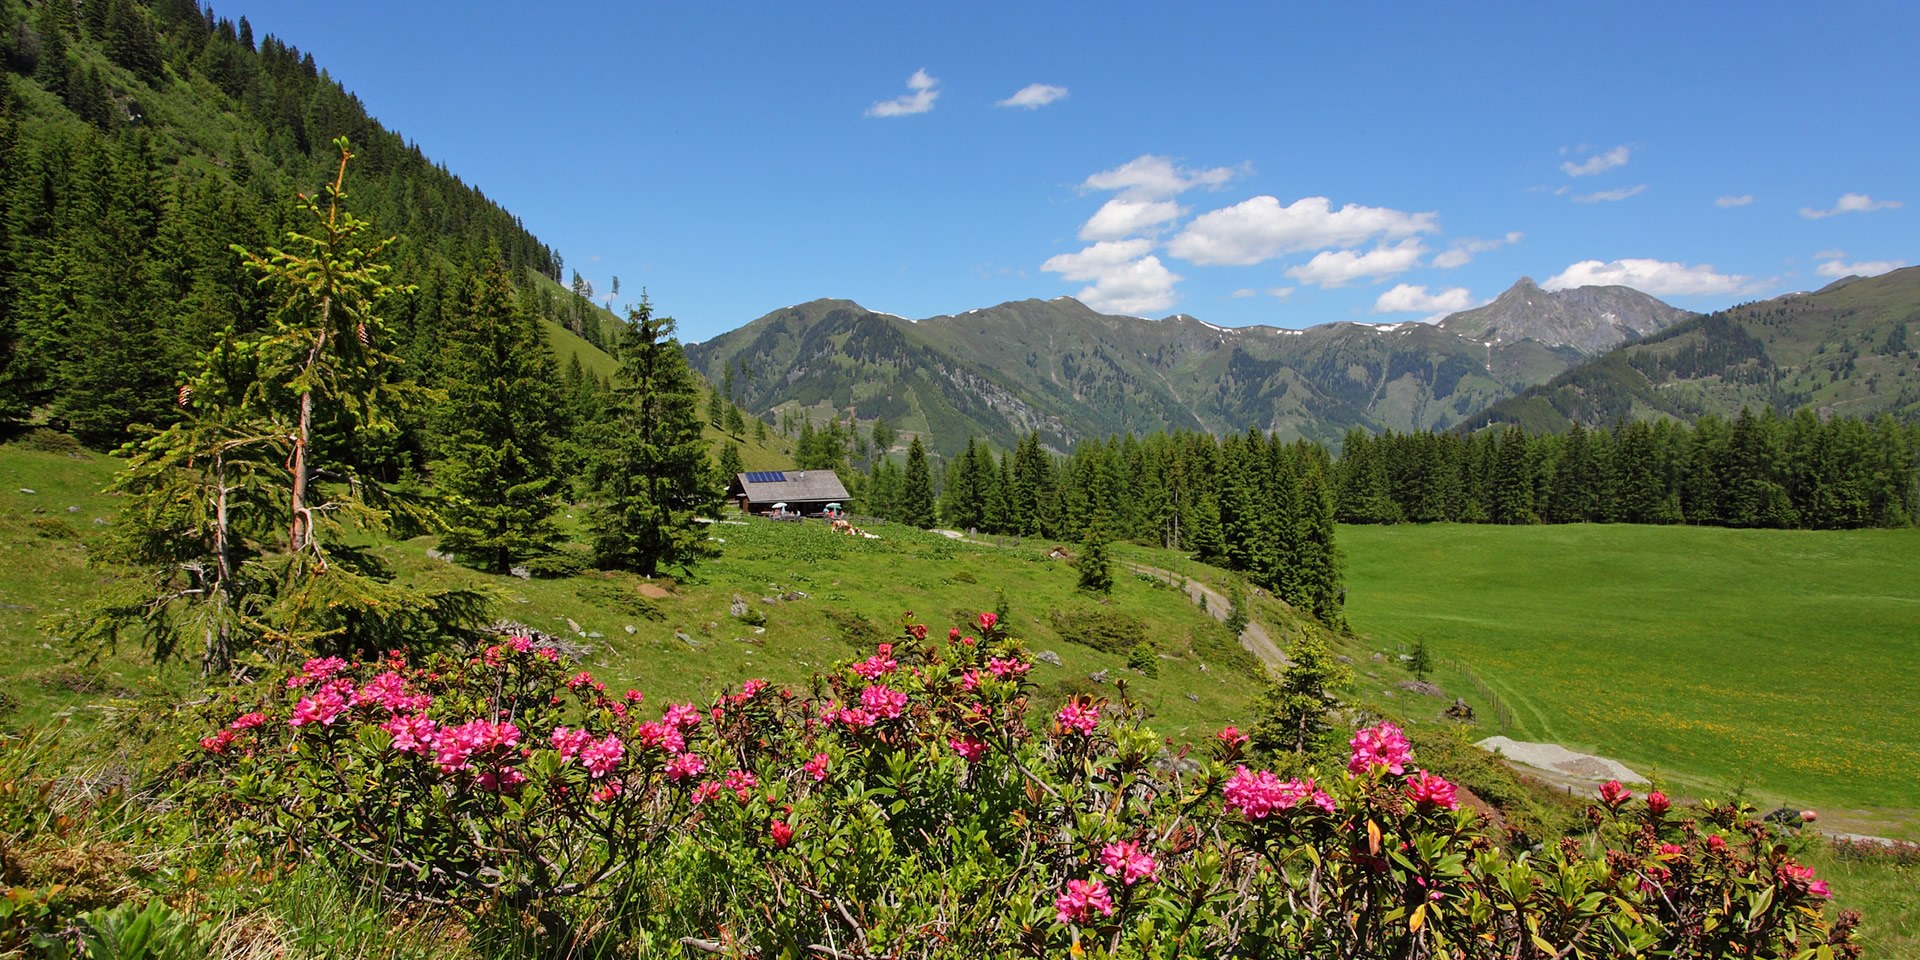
left=860, top=684, right=909, bottom=720
left=579, top=734, right=625, bottom=778
left=1598, top=779, right=1632, bottom=809
left=1646, top=790, right=1670, bottom=815
left=1347, top=721, right=1413, bottom=777
left=949, top=736, right=989, bottom=763
left=1056, top=701, right=1099, bottom=735
left=1100, top=840, right=1158, bottom=886
left=690, top=781, right=722, bottom=806
left=1217, top=725, right=1249, bottom=747
left=1405, top=769, right=1459, bottom=811
left=769, top=819, right=795, bottom=848
left=804, top=753, right=831, bottom=781
left=288, top=689, right=347, bottom=728
left=725, top=769, right=759, bottom=802
left=228, top=712, right=268, bottom=730
left=1054, top=878, right=1115, bottom=925
left=383, top=714, right=437, bottom=755
left=978, top=611, right=997, bottom=631
left=666, top=751, right=706, bottom=782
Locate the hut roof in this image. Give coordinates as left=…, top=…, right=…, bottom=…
left=730, top=470, right=851, bottom=504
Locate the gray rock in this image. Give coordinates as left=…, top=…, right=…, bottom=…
left=16, top=488, right=33, bottom=494
left=624, top=625, right=637, bottom=635
left=730, top=597, right=749, bottom=617
left=1397, top=680, right=1444, bottom=698
left=92, top=517, right=109, bottom=526
left=566, top=618, right=583, bottom=635
left=1335, top=654, right=1355, bottom=665
left=424, top=547, right=453, bottom=562
left=586, top=631, right=604, bottom=639
left=781, top=590, right=808, bottom=601
left=1370, top=652, right=1387, bottom=663
left=675, top=631, right=697, bottom=647
left=1035, top=650, right=1064, bottom=667
left=509, top=566, right=531, bottom=580
left=66, top=505, right=80, bottom=513
left=1185, top=693, right=1200, bottom=703
left=1088, top=669, right=1110, bottom=685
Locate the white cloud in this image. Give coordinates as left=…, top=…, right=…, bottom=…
left=1284, top=239, right=1426, bottom=288
left=1431, top=231, right=1524, bottom=269
left=1813, top=249, right=1847, bottom=260
left=1715, top=194, right=1755, bottom=208
left=997, top=83, right=1068, bottom=109
left=1230, top=288, right=1257, bottom=299
left=1561, top=145, right=1631, bottom=177
left=1816, top=258, right=1906, bottom=279
left=1081, top=155, right=1241, bottom=200
left=1543, top=258, right=1748, bottom=296
left=865, top=69, right=939, bottom=118
left=1572, top=184, right=1647, bottom=203
left=1373, top=284, right=1474, bottom=318
left=1800, top=193, right=1902, bottom=219
left=1168, top=195, right=1438, bottom=266
left=1267, top=287, right=1294, bottom=299
left=1041, top=240, right=1181, bottom=314
left=1079, top=198, right=1184, bottom=241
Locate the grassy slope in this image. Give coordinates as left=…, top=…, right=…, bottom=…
left=0, top=444, right=1257, bottom=741
left=1339, top=522, right=1920, bottom=834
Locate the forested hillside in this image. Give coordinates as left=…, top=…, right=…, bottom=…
left=0, top=0, right=575, bottom=450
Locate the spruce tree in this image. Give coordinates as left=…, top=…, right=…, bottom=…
left=431, top=259, right=565, bottom=573
left=1077, top=523, right=1113, bottom=595
left=901, top=435, right=935, bottom=528
left=717, top=440, right=744, bottom=483
left=590, top=299, right=719, bottom=576
left=1252, top=634, right=1352, bottom=760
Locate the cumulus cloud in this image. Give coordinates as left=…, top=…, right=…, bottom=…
left=1041, top=239, right=1181, bottom=315
left=1079, top=198, right=1184, bottom=241
left=1572, top=184, right=1647, bottom=203
left=1373, top=284, right=1474, bottom=317
left=1431, top=231, right=1524, bottom=269
left=1267, top=287, right=1294, bottom=299
left=865, top=69, right=940, bottom=117
left=1167, top=196, right=1438, bottom=266
left=1081, top=155, right=1242, bottom=200
left=1230, top=288, right=1257, bottom=299
left=1283, top=239, right=1427, bottom=288
left=1561, top=145, right=1631, bottom=177
left=1715, top=194, right=1755, bottom=208
left=1800, top=193, right=1902, bottom=219
left=997, top=83, right=1068, bottom=109
left=1543, top=258, right=1748, bottom=296
left=1816, top=257, right=1906, bottom=279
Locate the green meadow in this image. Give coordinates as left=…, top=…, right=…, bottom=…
left=1340, top=522, right=1920, bottom=834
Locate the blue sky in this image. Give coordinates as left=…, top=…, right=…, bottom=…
left=241, top=1, right=1915, bottom=341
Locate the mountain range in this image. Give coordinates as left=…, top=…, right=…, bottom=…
left=687, top=277, right=1697, bottom=456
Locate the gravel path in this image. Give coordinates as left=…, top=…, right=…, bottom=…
left=931, top=530, right=1288, bottom=671
left=1475, top=735, right=1646, bottom=784
left=1122, top=562, right=1289, bottom=670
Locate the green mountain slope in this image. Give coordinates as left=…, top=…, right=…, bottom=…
left=688, top=280, right=1694, bottom=456
left=1464, top=266, right=1920, bottom=432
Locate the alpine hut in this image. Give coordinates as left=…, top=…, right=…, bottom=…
left=729, top=470, right=852, bottom=518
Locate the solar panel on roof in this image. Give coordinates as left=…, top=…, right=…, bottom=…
left=744, top=471, right=787, bottom=483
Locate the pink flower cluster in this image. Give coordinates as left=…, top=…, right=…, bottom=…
left=804, top=753, right=831, bottom=781
left=285, top=656, right=348, bottom=689
left=1099, top=840, right=1157, bottom=886
left=382, top=713, right=437, bottom=755
left=635, top=721, right=687, bottom=755
left=578, top=734, right=625, bottom=778
left=1054, top=877, right=1115, bottom=925
left=1405, top=769, right=1459, bottom=810
left=1779, top=863, right=1831, bottom=899
left=860, top=684, right=908, bottom=720
left=977, top=612, right=997, bottom=631
left=1216, top=725, right=1249, bottom=747
left=1347, top=721, right=1413, bottom=777
left=1599, top=779, right=1632, bottom=809
left=289, top=689, right=347, bottom=727
left=1222, top=767, right=1336, bottom=819
left=725, top=769, right=759, bottom=803
left=985, top=657, right=1029, bottom=679
left=666, top=751, right=706, bottom=781
left=1056, top=702, right=1099, bottom=735
left=433, top=719, right=521, bottom=774
left=852, top=645, right=897, bottom=680
left=949, top=736, right=988, bottom=763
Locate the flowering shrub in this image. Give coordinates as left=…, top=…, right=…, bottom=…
left=193, top=613, right=1859, bottom=957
